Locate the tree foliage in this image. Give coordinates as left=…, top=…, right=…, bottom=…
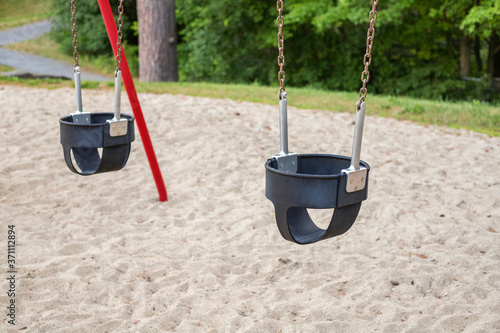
left=175, top=0, right=499, bottom=102
left=460, top=0, right=500, bottom=37
left=51, top=0, right=137, bottom=56
left=50, top=0, right=500, bottom=103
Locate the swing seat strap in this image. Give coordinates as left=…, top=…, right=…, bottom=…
left=273, top=203, right=361, bottom=244
left=62, top=144, right=132, bottom=175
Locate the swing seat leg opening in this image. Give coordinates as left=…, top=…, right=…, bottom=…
left=265, top=154, right=369, bottom=244
left=60, top=113, right=135, bottom=175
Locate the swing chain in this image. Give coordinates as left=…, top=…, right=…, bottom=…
left=71, top=0, right=78, bottom=68
left=277, top=0, right=286, bottom=98
left=115, top=0, right=125, bottom=72
left=358, top=0, right=379, bottom=107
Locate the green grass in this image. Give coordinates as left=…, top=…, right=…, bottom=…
left=4, top=35, right=127, bottom=78
left=0, top=76, right=72, bottom=89
left=0, top=0, right=53, bottom=31
left=0, top=64, right=15, bottom=72
left=134, top=82, right=500, bottom=136
left=0, top=77, right=498, bottom=136
left=3, top=35, right=71, bottom=61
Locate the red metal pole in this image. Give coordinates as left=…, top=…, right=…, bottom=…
left=97, top=0, right=167, bottom=202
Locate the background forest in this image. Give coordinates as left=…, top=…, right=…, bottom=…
left=50, top=0, right=500, bottom=103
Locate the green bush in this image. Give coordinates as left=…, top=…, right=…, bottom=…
left=50, top=0, right=137, bottom=57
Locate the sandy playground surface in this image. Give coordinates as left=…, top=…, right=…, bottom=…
left=0, top=85, right=499, bottom=332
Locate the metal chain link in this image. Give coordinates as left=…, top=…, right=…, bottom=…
left=115, top=0, right=125, bottom=72
left=277, top=0, right=286, bottom=98
left=358, top=0, right=379, bottom=105
left=71, top=0, right=78, bottom=68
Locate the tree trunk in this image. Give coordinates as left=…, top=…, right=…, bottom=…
left=459, top=34, right=472, bottom=77
left=474, top=35, right=482, bottom=73
left=138, top=0, right=178, bottom=82
left=486, top=31, right=500, bottom=77
left=474, top=1, right=482, bottom=74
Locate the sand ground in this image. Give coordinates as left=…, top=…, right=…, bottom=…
left=0, top=85, right=499, bottom=332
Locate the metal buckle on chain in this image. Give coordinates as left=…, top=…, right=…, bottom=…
left=70, top=66, right=91, bottom=124
left=342, top=101, right=367, bottom=193
left=106, top=70, right=128, bottom=137
left=105, top=0, right=128, bottom=137
left=274, top=91, right=298, bottom=173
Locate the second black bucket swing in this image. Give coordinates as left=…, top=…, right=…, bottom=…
left=265, top=0, right=379, bottom=245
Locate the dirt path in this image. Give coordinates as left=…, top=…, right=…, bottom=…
left=0, top=20, right=109, bottom=81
